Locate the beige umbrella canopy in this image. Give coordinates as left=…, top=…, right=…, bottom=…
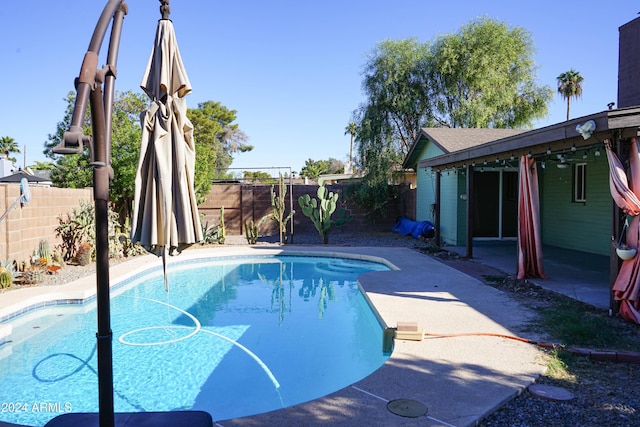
left=131, top=18, right=202, bottom=284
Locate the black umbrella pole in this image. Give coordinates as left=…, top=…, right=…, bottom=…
left=91, top=84, right=114, bottom=427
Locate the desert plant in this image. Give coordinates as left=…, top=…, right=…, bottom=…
left=52, top=248, right=65, bottom=266
left=56, top=200, right=126, bottom=261
left=217, top=206, right=226, bottom=244
left=244, top=216, right=268, bottom=244
left=0, top=259, right=16, bottom=289
left=298, top=184, right=353, bottom=244
left=115, top=217, right=146, bottom=258
left=55, top=200, right=94, bottom=261
left=22, top=265, right=45, bottom=285
left=200, top=207, right=226, bottom=245
left=201, top=220, right=219, bottom=244
left=270, top=174, right=294, bottom=244
left=76, top=242, right=92, bottom=266
left=37, top=240, right=52, bottom=266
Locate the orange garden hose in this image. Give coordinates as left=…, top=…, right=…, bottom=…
left=423, top=332, right=564, bottom=349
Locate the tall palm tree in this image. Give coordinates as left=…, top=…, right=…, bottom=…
left=344, top=122, right=357, bottom=168
left=557, top=69, right=584, bottom=121
left=0, top=136, right=20, bottom=163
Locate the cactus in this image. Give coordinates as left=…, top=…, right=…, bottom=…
left=218, top=207, right=226, bottom=244
left=22, top=266, right=45, bottom=285
left=0, top=259, right=16, bottom=289
left=76, top=242, right=92, bottom=266
left=244, top=216, right=268, bottom=245
left=298, top=184, right=353, bottom=244
left=38, top=240, right=52, bottom=266
left=270, top=174, right=294, bottom=244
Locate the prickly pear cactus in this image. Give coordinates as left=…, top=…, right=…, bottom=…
left=298, top=184, right=353, bottom=244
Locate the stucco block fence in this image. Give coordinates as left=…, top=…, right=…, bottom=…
left=199, top=183, right=415, bottom=241
left=0, top=182, right=415, bottom=262
left=0, top=185, right=93, bottom=262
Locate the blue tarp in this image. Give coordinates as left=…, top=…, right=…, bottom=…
left=392, top=217, right=434, bottom=239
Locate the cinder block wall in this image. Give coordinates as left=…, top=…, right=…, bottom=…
left=0, top=185, right=93, bottom=262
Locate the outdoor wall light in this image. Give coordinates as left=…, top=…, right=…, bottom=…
left=546, top=146, right=552, bottom=155
left=541, top=161, right=546, bottom=169
left=595, top=147, right=601, bottom=156
left=527, top=150, right=532, bottom=158
left=571, top=143, right=576, bottom=152
left=576, top=120, right=596, bottom=140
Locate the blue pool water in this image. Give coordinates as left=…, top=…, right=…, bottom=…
left=0, top=255, right=391, bottom=426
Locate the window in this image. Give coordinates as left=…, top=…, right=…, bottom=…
left=573, top=163, right=587, bottom=202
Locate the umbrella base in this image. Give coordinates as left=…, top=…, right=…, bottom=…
left=44, top=411, right=213, bottom=427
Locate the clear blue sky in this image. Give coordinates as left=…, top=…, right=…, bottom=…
left=1, top=1, right=638, bottom=173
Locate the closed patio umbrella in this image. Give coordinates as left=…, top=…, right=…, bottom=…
left=130, top=16, right=202, bottom=286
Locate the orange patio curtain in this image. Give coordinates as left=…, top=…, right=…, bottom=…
left=607, top=138, right=640, bottom=323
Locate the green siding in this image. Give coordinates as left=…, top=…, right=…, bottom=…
left=541, top=155, right=611, bottom=255
left=416, top=168, right=437, bottom=222
left=440, top=171, right=460, bottom=245
left=416, top=140, right=446, bottom=222
left=456, top=171, right=467, bottom=245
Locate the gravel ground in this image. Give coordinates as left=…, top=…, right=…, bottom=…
left=7, top=230, right=640, bottom=426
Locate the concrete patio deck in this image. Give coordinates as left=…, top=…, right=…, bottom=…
left=445, top=241, right=611, bottom=310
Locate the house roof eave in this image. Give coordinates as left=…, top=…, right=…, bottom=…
left=419, top=107, right=640, bottom=169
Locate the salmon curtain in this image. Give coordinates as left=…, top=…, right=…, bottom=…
left=607, top=138, right=640, bottom=323
left=517, top=156, right=546, bottom=279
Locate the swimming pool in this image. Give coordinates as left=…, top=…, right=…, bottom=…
left=0, top=254, right=392, bottom=426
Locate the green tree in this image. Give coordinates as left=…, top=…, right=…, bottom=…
left=187, top=101, right=253, bottom=200
left=300, top=158, right=345, bottom=180
left=29, top=160, right=55, bottom=170
left=45, top=91, right=147, bottom=222
left=46, top=94, right=250, bottom=219
left=0, top=136, right=21, bottom=163
left=357, top=38, right=433, bottom=157
left=557, top=69, right=584, bottom=121
left=429, top=17, right=552, bottom=128
left=352, top=17, right=552, bottom=218
left=243, top=171, right=274, bottom=183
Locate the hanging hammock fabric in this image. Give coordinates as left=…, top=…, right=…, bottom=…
left=517, top=156, right=546, bottom=279
left=606, top=138, right=640, bottom=323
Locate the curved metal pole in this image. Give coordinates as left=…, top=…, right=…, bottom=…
left=52, top=2, right=127, bottom=427
left=52, top=0, right=124, bottom=155
left=103, top=2, right=128, bottom=165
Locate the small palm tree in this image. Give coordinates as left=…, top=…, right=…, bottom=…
left=557, top=69, right=584, bottom=121
left=344, top=122, right=357, bottom=168
left=0, top=136, right=20, bottom=163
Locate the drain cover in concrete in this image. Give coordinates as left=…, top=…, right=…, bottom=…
left=529, top=384, right=575, bottom=401
left=387, top=399, right=428, bottom=418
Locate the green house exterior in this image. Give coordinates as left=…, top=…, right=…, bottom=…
left=405, top=128, right=526, bottom=246
left=410, top=109, right=640, bottom=262
left=540, top=154, right=611, bottom=255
